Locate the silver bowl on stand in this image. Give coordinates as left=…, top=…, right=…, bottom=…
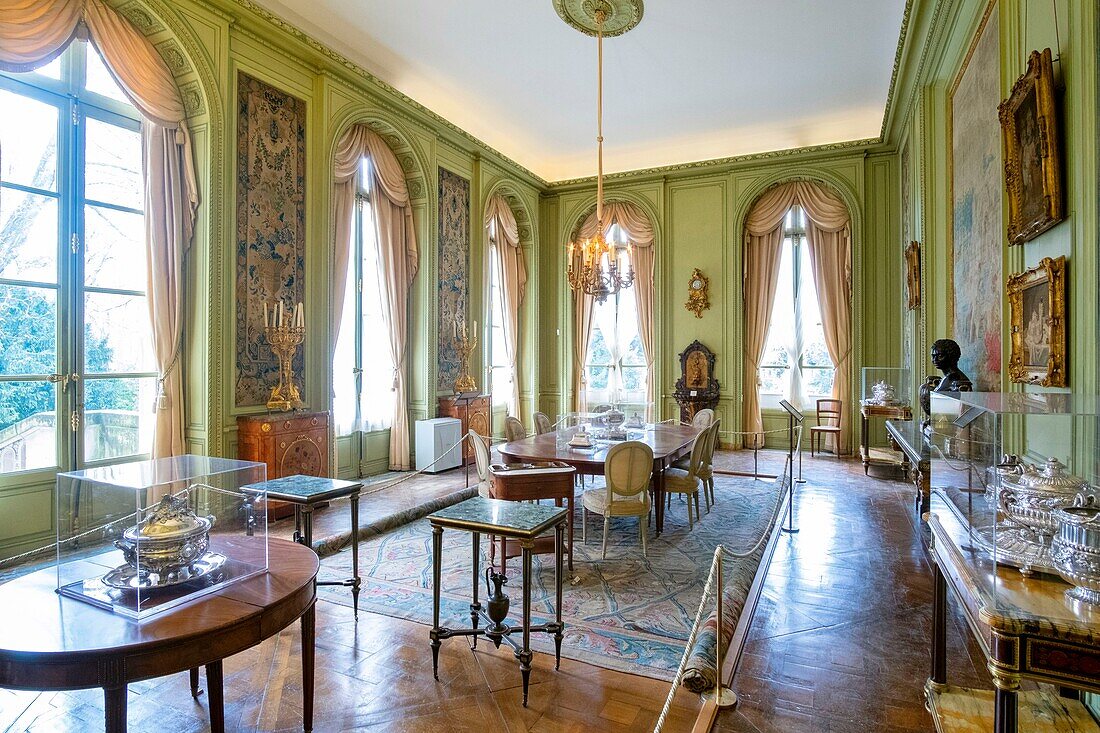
left=1051, top=495, right=1100, bottom=606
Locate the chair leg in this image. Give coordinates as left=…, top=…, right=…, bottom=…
left=694, top=491, right=701, bottom=522
left=708, top=478, right=716, bottom=508
left=703, top=481, right=711, bottom=513
left=687, top=494, right=694, bottom=530
left=639, top=516, right=647, bottom=557
left=582, top=507, right=587, bottom=545
left=602, top=516, right=610, bottom=559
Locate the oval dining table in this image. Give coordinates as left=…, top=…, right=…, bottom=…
left=498, top=423, right=702, bottom=535
left=0, top=537, right=319, bottom=733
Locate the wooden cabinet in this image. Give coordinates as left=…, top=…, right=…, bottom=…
left=237, top=411, right=330, bottom=519
left=437, top=395, right=489, bottom=465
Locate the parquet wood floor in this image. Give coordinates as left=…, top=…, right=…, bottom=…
left=0, top=452, right=991, bottom=732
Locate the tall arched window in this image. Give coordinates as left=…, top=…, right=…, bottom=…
left=0, top=41, right=157, bottom=474
left=758, top=205, right=834, bottom=408
left=583, top=224, right=647, bottom=406
left=333, top=158, right=395, bottom=436
left=487, top=223, right=514, bottom=411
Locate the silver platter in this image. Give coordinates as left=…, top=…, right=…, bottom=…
left=101, top=552, right=228, bottom=590
left=970, top=523, right=1057, bottom=576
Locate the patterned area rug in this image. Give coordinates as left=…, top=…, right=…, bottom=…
left=318, top=475, right=784, bottom=681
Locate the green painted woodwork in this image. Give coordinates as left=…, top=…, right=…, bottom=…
left=538, top=149, right=901, bottom=449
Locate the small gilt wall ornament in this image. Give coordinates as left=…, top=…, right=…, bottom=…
left=685, top=268, right=711, bottom=318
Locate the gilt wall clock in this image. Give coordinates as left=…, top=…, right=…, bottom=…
left=685, top=268, right=711, bottom=318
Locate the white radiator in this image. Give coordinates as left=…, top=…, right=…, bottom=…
left=414, top=417, right=462, bottom=473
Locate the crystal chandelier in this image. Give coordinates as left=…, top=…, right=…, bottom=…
left=565, top=7, right=635, bottom=305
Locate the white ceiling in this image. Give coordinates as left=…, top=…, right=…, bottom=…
left=253, top=0, right=908, bottom=182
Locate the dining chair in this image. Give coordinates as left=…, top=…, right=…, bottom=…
left=663, top=423, right=712, bottom=530
left=533, top=411, right=553, bottom=435
left=810, top=399, right=843, bottom=456
left=672, top=419, right=720, bottom=512
left=504, top=415, right=526, bottom=442
left=691, top=408, right=715, bottom=429
left=468, top=429, right=492, bottom=498
left=582, top=441, right=653, bottom=558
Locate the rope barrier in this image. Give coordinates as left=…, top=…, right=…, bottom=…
left=653, top=453, right=794, bottom=731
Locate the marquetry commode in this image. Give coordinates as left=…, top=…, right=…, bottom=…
left=237, top=411, right=330, bottom=519
left=926, top=489, right=1100, bottom=733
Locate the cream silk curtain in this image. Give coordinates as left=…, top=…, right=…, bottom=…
left=1, top=0, right=199, bottom=458
left=331, top=125, right=419, bottom=470
left=576, top=202, right=655, bottom=416
left=484, top=194, right=525, bottom=420
left=743, top=181, right=851, bottom=452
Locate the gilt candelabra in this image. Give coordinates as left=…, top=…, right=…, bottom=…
left=264, top=301, right=305, bottom=411
left=453, top=316, right=478, bottom=394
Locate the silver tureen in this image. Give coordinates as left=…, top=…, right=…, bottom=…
left=1051, top=495, right=1100, bottom=606
left=998, top=457, right=1089, bottom=536
left=103, top=493, right=225, bottom=589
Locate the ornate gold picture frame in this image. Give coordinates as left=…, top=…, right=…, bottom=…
left=999, top=48, right=1064, bottom=245
left=1007, top=256, right=1066, bottom=387
left=904, top=241, right=921, bottom=311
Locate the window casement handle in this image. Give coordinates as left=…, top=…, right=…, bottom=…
left=46, top=373, right=79, bottom=389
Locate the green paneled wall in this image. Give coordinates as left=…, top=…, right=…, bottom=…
left=538, top=147, right=902, bottom=449
left=0, top=0, right=546, bottom=560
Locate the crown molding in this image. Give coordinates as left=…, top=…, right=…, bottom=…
left=879, top=0, right=916, bottom=140
left=223, top=0, right=549, bottom=189
left=546, top=136, right=885, bottom=189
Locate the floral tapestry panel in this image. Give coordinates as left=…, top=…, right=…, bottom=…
left=235, top=73, right=306, bottom=407
left=950, top=5, right=1002, bottom=391
left=437, top=168, right=469, bottom=392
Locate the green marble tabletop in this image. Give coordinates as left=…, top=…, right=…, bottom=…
left=429, top=496, right=567, bottom=539
left=245, top=475, right=362, bottom=503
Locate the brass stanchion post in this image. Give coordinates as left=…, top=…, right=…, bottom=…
left=701, top=550, right=737, bottom=708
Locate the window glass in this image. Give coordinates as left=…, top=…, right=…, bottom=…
left=0, top=89, right=58, bottom=192
left=759, top=205, right=836, bottom=408
left=0, top=40, right=155, bottom=475
left=333, top=159, right=395, bottom=436
left=488, top=242, right=514, bottom=411
left=84, top=45, right=129, bottom=104
left=583, top=225, right=647, bottom=405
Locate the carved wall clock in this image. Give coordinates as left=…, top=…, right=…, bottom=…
left=685, top=268, right=711, bottom=318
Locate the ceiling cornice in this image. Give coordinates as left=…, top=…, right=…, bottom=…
left=879, top=0, right=916, bottom=140
left=546, top=136, right=886, bottom=189
left=226, top=0, right=551, bottom=188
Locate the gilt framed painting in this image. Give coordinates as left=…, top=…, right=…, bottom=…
left=1007, top=256, right=1066, bottom=387
left=904, top=241, right=921, bottom=311
left=999, top=48, right=1064, bottom=245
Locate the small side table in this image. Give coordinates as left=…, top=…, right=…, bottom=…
left=859, top=403, right=912, bottom=475
left=428, top=497, right=567, bottom=707
left=248, top=475, right=363, bottom=618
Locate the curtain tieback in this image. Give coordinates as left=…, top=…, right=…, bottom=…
left=392, top=368, right=399, bottom=390
left=155, top=356, right=180, bottom=411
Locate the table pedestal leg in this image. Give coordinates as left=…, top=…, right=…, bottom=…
left=930, top=562, right=947, bottom=688
left=430, top=525, right=444, bottom=680
left=189, top=667, right=201, bottom=698
left=301, top=602, right=315, bottom=732
left=517, top=542, right=534, bottom=706
left=652, top=460, right=665, bottom=535
left=994, top=682, right=1018, bottom=733
left=351, top=492, right=361, bottom=620
left=471, top=531, right=481, bottom=650
left=104, top=685, right=126, bottom=733
left=205, top=660, right=224, bottom=733
left=301, top=506, right=314, bottom=549
left=554, top=523, right=564, bottom=668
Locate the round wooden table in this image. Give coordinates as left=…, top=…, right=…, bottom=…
left=0, top=537, right=319, bottom=733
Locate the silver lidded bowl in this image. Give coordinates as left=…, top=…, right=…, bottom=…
left=998, top=457, right=1089, bottom=537
left=104, top=493, right=220, bottom=589
left=1051, top=494, right=1100, bottom=606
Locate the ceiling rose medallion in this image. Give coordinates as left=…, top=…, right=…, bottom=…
left=553, top=0, right=644, bottom=37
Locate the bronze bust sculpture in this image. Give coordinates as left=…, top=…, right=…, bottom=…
left=920, top=339, right=974, bottom=427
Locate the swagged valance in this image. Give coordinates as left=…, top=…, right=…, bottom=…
left=0, top=0, right=199, bottom=458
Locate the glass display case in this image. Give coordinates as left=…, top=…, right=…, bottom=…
left=558, top=403, right=652, bottom=435
left=55, top=455, right=268, bottom=620
left=928, top=391, right=1100, bottom=585
left=860, top=366, right=912, bottom=408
